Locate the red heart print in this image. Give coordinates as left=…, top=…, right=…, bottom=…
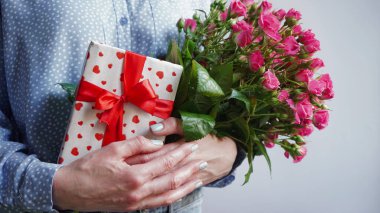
left=101, top=81, right=107, bottom=85
left=77, top=133, right=83, bottom=139
left=148, top=67, right=152, bottom=71
left=155, top=83, right=159, bottom=87
left=90, top=123, right=95, bottom=127
left=95, top=133, right=104, bottom=141
left=113, top=89, right=117, bottom=92
left=108, top=64, right=113, bottom=69
left=71, top=147, right=79, bottom=156
left=132, top=115, right=140, bottom=124
left=123, top=123, right=127, bottom=127
left=116, top=52, right=125, bottom=59
left=172, top=72, right=176, bottom=76
left=149, top=121, right=157, bottom=126
left=99, top=52, right=104, bottom=57
left=166, top=84, right=173, bottom=92
left=93, top=65, right=100, bottom=74
left=86, top=146, right=92, bottom=151
left=58, top=157, right=64, bottom=164
left=156, top=71, right=164, bottom=79
left=131, top=130, right=136, bottom=134
left=75, top=103, right=83, bottom=111
left=78, top=121, right=83, bottom=126
left=65, top=134, right=69, bottom=142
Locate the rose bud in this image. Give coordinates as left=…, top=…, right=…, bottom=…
left=310, top=58, right=325, bottom=71
left=295, top=69, right=313, bottom=82
left=286, top=8, right=302, bottom=21
left=262, top=71, right=280, bottom=91
left=249, top=50, right=265, bottom=71
left=319, top=74, right=334, bottom=100
left=274, top=9, right=286, bottom=21
left=293, top=146, right=307, bottom=163
left=278, top=89, right=290, bottom=102
left=280, top=36, right=300, bottom=55
left=313, top=110, right=329, bottom=130
left=308, top=79, right=327, bottom=96
left=184, top=19, right=197, bottom=32
left=230, top=0, right=248, bottom=17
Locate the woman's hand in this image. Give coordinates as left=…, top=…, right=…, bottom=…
left=52, top=136, right=207, bottom=212
left=125, top=118, right=238, bottom=185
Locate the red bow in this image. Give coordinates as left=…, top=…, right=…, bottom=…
left=76, top=51, right=173, bottom=147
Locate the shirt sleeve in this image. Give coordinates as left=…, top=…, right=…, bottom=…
left=205, top=143, right=246, bottom=188
left=0, top=11, right=62, bottom=213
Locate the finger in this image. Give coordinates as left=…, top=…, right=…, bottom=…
left=138, top=178, right=203, bottom=210
left=133, top=142, right=199, bottom=180
left=124, top=142, right=182, bottom=165
left=139, top=160, right=207, bottom=198
left=105, top=136, right=164, bottom=160
left=150, top=117, right=183, bottom=136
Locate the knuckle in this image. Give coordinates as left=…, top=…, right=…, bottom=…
left=170, top=174, right=181, bottom=190
left=163, top=155, right=176, bottom=170
left=126, top=191, right=142, bottom=203
left=128, top=174, right=144, bottom=189
left=135, top=135, right=148, bottom=146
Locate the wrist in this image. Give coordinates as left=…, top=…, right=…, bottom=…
left=52, top=166, right=70, bottom=210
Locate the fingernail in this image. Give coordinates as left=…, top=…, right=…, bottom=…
left=151, top=140, right=164, bottom=146
left=150, top=123, right=164, bottom=132
left=191, top=144, right=199, bottom=152
left=199, top=162, right=208, bottom=170
left=195, top=180, right=203, bottom=188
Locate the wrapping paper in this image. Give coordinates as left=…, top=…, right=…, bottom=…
left=58, top=41, right=183, bottom=165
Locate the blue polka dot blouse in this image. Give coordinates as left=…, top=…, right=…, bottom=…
left=0, top=1, right=246, bottom=212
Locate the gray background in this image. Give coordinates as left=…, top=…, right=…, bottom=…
left=203, top=0, right=380, bottom=212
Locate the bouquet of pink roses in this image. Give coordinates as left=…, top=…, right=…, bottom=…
left=60, top=0, right=334, bottom=183
left=165, top=0, right=334, bottom=183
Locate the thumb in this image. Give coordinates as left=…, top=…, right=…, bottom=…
left=110, top=136, right=164, bottom=159
left=150, top=117, right=183, bottom=136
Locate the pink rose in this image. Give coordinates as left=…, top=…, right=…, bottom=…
left=295, top=69, right=313, bottom=82
left=249, top=50, right=264, bottom=71
left=262, top=71, right=280, bottom=90
left=319, top=74, right=334, bottom=100
left=313, top=110, right=329, bottom=130
left=286, top=8, right=302, bottom=21
left=264, top=140, right=275, bottom=148
left=310, top=58, right=325, bottom=71
left=280, top=36, right=300, bottom=55
left=293, top=25, right=302, bottom=35
left=299, top=29, right=321, bottom=54
left=258, top=12, right=282, bottom=41
left=232, top=20, right=253, bottom=32
left=230, top=0, right=247, bottom=17
left=305, top=39, right=321, bottom=54
left=274, top=9, right=286, bottom=21
left=293, top=146, right=307, bottom=163
left=308, top=79, right=327, bottom=96
left=260, top=1, right=272, bottom=12
left=297, top=124, right=314, bottom=136
left=232, top=21, right=254, bottom=47
left=184, top=19, right=197, bottom=32
left=220, top=10, right=228, bottom=21
left=296, top=97, right=313, bottom=120
left=278, top=90, right=290, bottom=102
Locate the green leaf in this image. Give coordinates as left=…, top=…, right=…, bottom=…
left=58, top=83, right=77, bottom=103
left=254, top=136, right=272, bottom=174
left=209, top=62, right=233, bottom=94
left=229, top=89, right=251, bottom=112
left=192, top=60, right=224, bottom=97
left=180, top=111, right=215, bottom=141
left=165, top=40, right=183, bottom=66
left=243, top=137, right=254, bottom=185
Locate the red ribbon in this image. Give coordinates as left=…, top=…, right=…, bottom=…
left=76, top=51, right=174, bottom=147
